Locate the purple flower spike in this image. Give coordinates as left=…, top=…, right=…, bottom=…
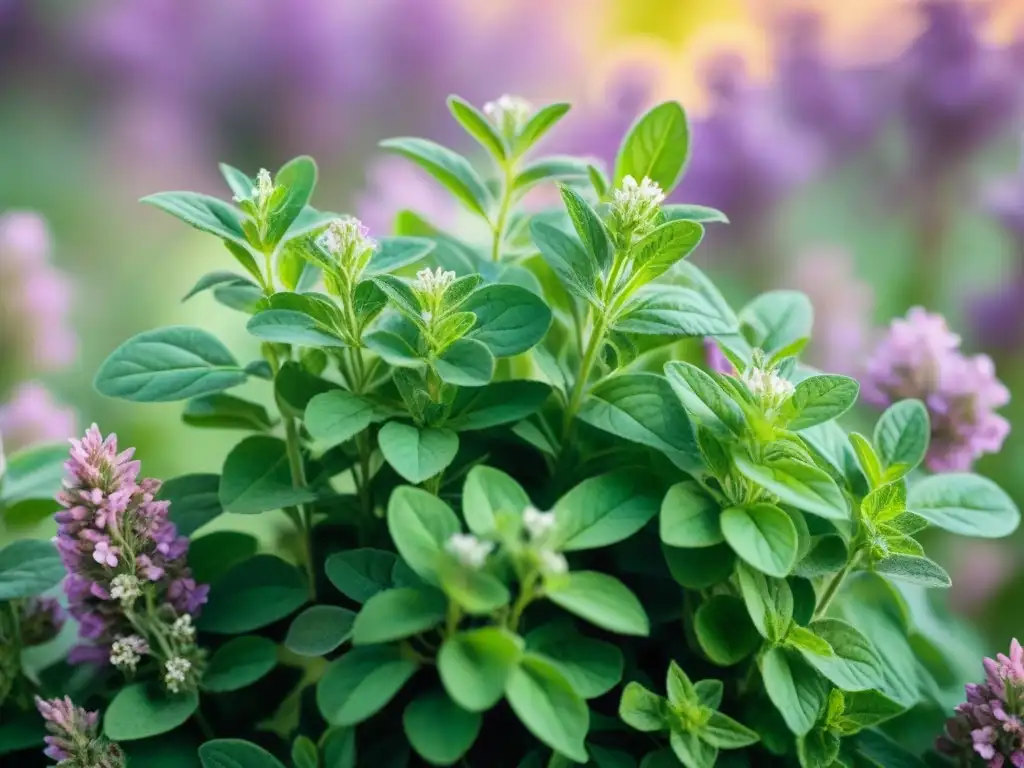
left=0, top=381, right=77, bottom=453
left=863, top=307, right=1010, bottom=472
left=34, top=696, right=125, bottom=768
left=56, top=425, right=208, bottom=685
left=939, top=639, right=1024, bottom=767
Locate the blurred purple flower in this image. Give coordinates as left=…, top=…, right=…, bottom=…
left=704, top=338, right=734, bottom=375
left=673, top=52, right=822, bottom=225
left=0, top=381, right=77, bottom=452
left=0, top=211, right=77, bottom=375
left=785, top=246, right=874, bottom=376
left=982, top=141, right=1024, bottom=236
left=35, top=695, right=124, bottom=767
left=20, top=596, right=66, bottom=647
left=863, top=307, right=1010, bottom=472
left=938, top=638, right=1024, bottom=767
left=967, top=272, right=1024, bottom=351
left=355, top=155, right=459, bottom=235
left=948, top=541, right=1013, bottom=618
left=900, top=0, right=1021, bottom=169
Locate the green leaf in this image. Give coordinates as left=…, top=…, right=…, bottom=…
left=546, top=571, right=649, bottom=636
left=783, top=375, right=860, bottom=430
left=670, top=730, right=717, bottom=768
left=736, top=563, right=793, bottom=642
left=514, top=102, right=571, bottom=155
left=291, top=737, right=318, bottom=768
left=433, top=338, right=495, bottom=387
left=505, top=654, right=589, bottom=763
left=834, top=690, right=905, bottom=734
left=759, top=647, right=828, bottom=736
left=387, top=486, right=461, bottom=584
left=559, top=185, right=612, bottom=268
left=187, top=531, right=258, bottom=584
left=0, top=443, right=66, bottom=505
left=660, top=481, right=723, bottom=548
left=198, top=554, right=308, bottom=634
left=325, top=548, right=404, bottom=603
left=849, top=432, right=883, bottom=488
left=366, top=236, right=435, bottom=276
left=553, top=469, right=662, bottom=552
left=275, top=361, right=339, bottom=416
left=94, top=326, right=247, bottom=402
left=861, top=482, right=906, bottom=524
left=317, top=645, right=419, bottom=726
left=662, top=542, right=735, bottom=589
left=873, top=399, right=929, bottom=478
left=785, top=626, right=834, bottom=657
left=616, top=285, right=734, bottom=337
left=461, top=465, right=530, bottom=537
left=733, top=453, right=848, bottom=521
left=630, top=220, right=705, bottom=282
left=218, top=435, right=316, bottom=515
left=618, top=682, right=666, bottom=732
left=380, top=137, right=492, bottom=218
left=739, top=291, right=813, bottom=358
left=104, top=683, right=198, bottom=741
left=219, top=163, right=254, bottom=199
left=701, top=711, right=759, bottom=749
left=202, top=636, right=278, bottom=692
left=462, top=283, right=552, bottom=357
left=526, top=622, right=623, bottom=700
left=352, top=587, right=447, bottom=644
left=438, top=627, right=523, bottom=712
left=403, top=689, right=482, bottom=766
left=577, top=373, right=702, bottom=471
left=447, top=380, right=551, bottom=432
left=364, top=328, right=423, bottom=368
left=378, top=422, right=459, bottom=484
left=803, top=619, right=887, bottom=691
left=796, top=729, right=840, bottom=768
left=0, top=539, right=64, bottom=600
left=285, top=605, right=356, bottom=657
left=182, top=270, right=255, bottom=302
left=662, top=204, right=729, bottom=224
left=158, top=473, right=221, bottom=536
left=907, top=472, right=1020, bottom=538
left=513, top=156, right=591, bottom=193
left=141, top=191, right=248, bottom=247
left=247, top=309, right=346, bottom=347
left=529, top=219, right=597, bottom=299
left=614, top=101, right=689, bottom=193
left=199, top=739, right=287, bottom=768
left=872, top=554, right=951, bottom=587
left=664, top=361, right=744, bottom=435
left=448, top=94, right=507, bottom=159
left=720, top=504, right=798, bottom=578
left=695, top=680, right=724, bottom=709
left=304, top=390, right=378, bottom=447
left=265, top=156, right=318, bottom=245
left=182, top=393, right=273, bottom=431
left=695, top=594, right=760, bottom=666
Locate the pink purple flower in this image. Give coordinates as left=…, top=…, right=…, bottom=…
left=704, top=338, right=734, bottom=375
left=0, top=381, right=77, bottom=452
left=355, top=155, right=459, bottom=235
left=938, top=639, right=1024, bottom=767
left=863, top=307, right=1010, bottom=472
left=56, top=425, right=208, bottom=683
left=35, top=695, right=124, bottom=767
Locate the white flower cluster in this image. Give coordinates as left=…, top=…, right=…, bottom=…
left=741, top=366, right=796, bottom=413
left=170, top=614, right=196, bottom=644
left=110, top=635, right=148, bottom=672
left=109, top=573, right=142, bottom=608
left=522, top=506, right=568, bottom=575
left=164, top=657, right=192, bottom=694
left=415, top=266, right=457, bottom=297
left=611, top=175, right=666, bottom=238
left=483, top=94, right=534, bottom=136
left=538, top=549, right=569, bottom=576
left=317, top=217, right=376, bottom=270
left=446, top=533, right=494, bottom=570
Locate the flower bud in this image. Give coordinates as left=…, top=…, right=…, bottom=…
left=483, top=94, right=534, bottom=139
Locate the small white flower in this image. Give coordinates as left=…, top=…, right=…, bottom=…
left=110, top=635, right=148, bottom=672
left=522, top=505, right=556, bottom=541
left=421, top=310, right=433, bottom=324
left=414, top=266, right=457, bottom=296
left=163, top=656, right=192, bottom=694
left=109, top=573, right=142, bottom=608
left=170, top=614, right=196, bottom=644
left=317, top=216, right=376, bottom=268
left=538, top=549, right=569, bottom=576
left=740, top=366, right=795, bottom=413
left=446, top=533, right=494, bottom=570
left=483, top=94, right=533, bottom=135
left=611, top=175, right=665, bottom=238
left=253, top=168, right=275, bottom=204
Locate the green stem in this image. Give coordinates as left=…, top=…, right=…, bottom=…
left=283, top=414, right=317, bottom=600
left=445, top=601, right=462, bottom=637
left=561, top=313, right=607, bottom=439
left=507, top=572, right=540, bottom=632
left=814, top=553, right=859, bottom=619
left=490, top=161, right=516, bottom=262
left=193, top=708, right=215, bottom=740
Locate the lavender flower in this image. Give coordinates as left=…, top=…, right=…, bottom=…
left=20, top=596, right=66, bottom=647
left=35, top=696, right=125, bottom=768
left=704, top=338, right=734, bottom=375
left=56, top=425, right=207, bottom=691
left=863, top=307, right=1010, bottom=472
left=938, top=639, right=1024, bottom=767
left=785, top=246, right=874, bottom=377
left=0, top=211, right=77, bottom=376
left=0, top=381, right=77, bottom=452
left=355, top=155, right=459, bottom=236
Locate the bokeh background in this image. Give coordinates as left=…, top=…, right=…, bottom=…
left=3, top=0, right=1024, bottom=667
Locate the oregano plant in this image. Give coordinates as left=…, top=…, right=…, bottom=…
left=0, top=93, right=1018, bottom=768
